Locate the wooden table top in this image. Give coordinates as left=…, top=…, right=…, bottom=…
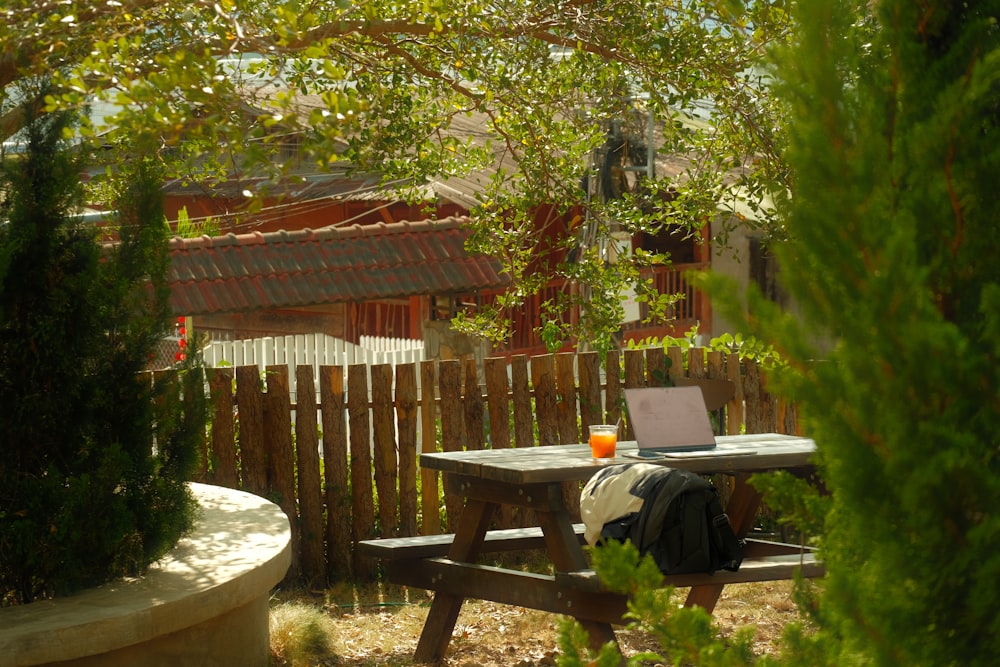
left=420, top=433, right=817, bottom=485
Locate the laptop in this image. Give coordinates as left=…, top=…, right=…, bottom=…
left=622, top=385, right=722, bottom=458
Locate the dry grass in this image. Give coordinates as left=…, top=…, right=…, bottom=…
left=269, top=579, right=805, bottom=666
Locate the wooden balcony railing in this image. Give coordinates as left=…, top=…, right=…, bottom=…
left=477, top=261, right=710, bottom=358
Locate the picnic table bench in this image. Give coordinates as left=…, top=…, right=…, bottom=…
left=359, top=434, right=821, bottom=663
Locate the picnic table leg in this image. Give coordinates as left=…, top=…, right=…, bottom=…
left=684, top=473, right=762, bottom=612
left=536, top=504, right=619, bottom=654
left=413, top=497, right=496, bottom=664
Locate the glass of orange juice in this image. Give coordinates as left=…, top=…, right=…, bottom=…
left=588, top=424, right=618, bottom=460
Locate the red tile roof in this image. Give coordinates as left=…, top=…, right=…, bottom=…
left=167, top=216, right=507, bottom=315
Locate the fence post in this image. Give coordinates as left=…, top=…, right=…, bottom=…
left=743, top=357, right=765, bottom=433
left=320, top=365, right=352, bottom=580
left=235, top=366, right=267, bottom=497
left=295, top=365, right=325, bottom=585
left=531, top=354, right=559, bottom=447
left=484, top=357, right=512, bottom=451
left=438, top=360, right=464, bottom=530
left=556, top=352, right=579, bottom=445
left=396, top=363, right=419, bottom=537
left=604, top=350, right=624, bottom=429
left=348, top=364, right=376, bottom=579
left=372, top=364, right=398, bottom=539
left=687, top=346, right=706, bottom=378
left=577, top=351, right=602, bottom=431
left=622, top=349, right=644, bottom=440
left=484, top=356, right=514, bottom=529
left=207, top=367, right=238, bottom=489
left=646, top=346, right=669, bottom=385
left=419, top=360, right=440, bottom=535
left=623, top=348, right=645, bottom=389
left=510, top=355, right=534, bottom=451
left=555, top=352, right=582, bottom=519
left=463, top=359, right=485, bottom=451
left=666, top=346, right=684, bottom=384
left=725, top=352, right=744, bottom=435
left=264, top=365, right=299, bottom=579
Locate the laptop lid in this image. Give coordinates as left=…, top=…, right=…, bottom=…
left=624, top=385, right=717, bottom=452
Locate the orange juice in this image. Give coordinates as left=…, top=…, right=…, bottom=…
left=588, top=425, right=618, bottom=459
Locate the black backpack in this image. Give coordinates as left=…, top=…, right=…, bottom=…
left=590, top=465, right=744, bottom=575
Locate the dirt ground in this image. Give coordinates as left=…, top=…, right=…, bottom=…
left=273, top=580, right=804, bottom=666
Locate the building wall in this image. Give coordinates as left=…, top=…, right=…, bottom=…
left=708, top=214, right=754, bottom=339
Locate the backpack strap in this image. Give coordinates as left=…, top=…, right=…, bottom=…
left=706, top=494, right=744, bottom=572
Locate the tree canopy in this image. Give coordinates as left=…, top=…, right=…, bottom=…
left=2, top=0, right=793, bottom=348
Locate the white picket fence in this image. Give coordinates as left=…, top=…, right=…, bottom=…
left=200, top=333, right=425, bottom=402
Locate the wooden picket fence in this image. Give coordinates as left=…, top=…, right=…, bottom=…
left=185, top=346, right=796, bottom=585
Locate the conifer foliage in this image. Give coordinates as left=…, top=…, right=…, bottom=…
left=740, top=1, right=1000, bottom=664
left=0, top=95, right=204, bottom=605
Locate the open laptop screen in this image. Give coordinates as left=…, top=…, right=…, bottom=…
left=624, top=385, right=717, bottom=453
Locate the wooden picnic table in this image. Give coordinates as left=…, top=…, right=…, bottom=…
left=360, top=433, right=820, bottom=664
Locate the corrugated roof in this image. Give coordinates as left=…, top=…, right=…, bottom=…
left=167, top=216, right=508, bottom=315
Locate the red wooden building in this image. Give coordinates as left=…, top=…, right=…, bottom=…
left=163, top=172, right=712, bottom=358
left=161, top=110, right=715, bottom=357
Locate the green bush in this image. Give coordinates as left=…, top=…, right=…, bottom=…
left=557, top=540, right=762, bottom=667
left=0, top=95, right=205, bottom=605
left=710, top=1, right=999, bottom=665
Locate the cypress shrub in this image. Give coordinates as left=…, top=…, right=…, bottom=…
left=709, top=2, right=1000, bottom=664
left=0, top=96, right=205, bottom=605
